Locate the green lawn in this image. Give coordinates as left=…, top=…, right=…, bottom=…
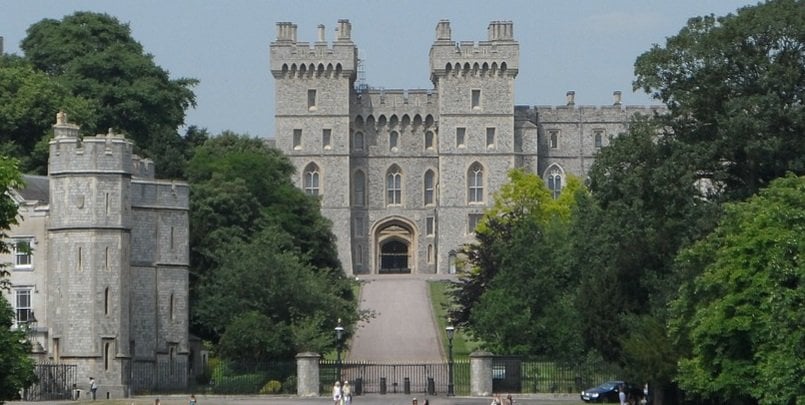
left=428, top=280, right=482, bottom=360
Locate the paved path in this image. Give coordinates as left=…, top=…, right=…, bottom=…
left=347, top=274, right=453, bottom=362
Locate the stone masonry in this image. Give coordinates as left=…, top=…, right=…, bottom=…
left=271, top=19, right=663, bottom=276
left=2, top=112, right=190, bottom=398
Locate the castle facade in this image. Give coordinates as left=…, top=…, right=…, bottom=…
left=2, top=113, right=190, bottom=397
left=271, top=19, right=662, bottom=276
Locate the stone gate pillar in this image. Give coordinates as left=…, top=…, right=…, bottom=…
left=470, top=351, right=494, bottom=396
left=296, top=352, right=320, bottom=397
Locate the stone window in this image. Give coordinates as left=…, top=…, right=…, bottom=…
left=456, top=127, right=466, bottom=148
left=425, top=131, right=434, bottom=150
left=12, top=238, right=33, bottom=270
left=427, top=244, right=434, bottom=263
left=104, top=340, right=113, bottom=370
left=594, top=129, right=604, bottom=148
left=424, top=170, right=435, bottom=206
left=549, top=130, right=559, bottom=149
left=353, top=216, right=364, bottom=237
left=322, top=129, right=332, bottom=150
left=547, top=166, right=563, bottom=199
left=467, top=162, right=484, bottom=203
left=307, top=89, right=317, bottom=111
left=426, top=217, right=435, bottom=236
left=472, top=89, right=481, bottom=109
left=486, top=127, right=496, bottom=149
left=386, top=165, right=402, bottom=206
left=105, top=287, right=110, bottom=315
left=354, top=244, right=364, bottom=266
left=468, top=213, right=483, bottom=234
left=293, top=129, right=302, bottom=150
left=303, top=163, right=320, bottom=196
left=389, top=131, right=399, bottom=152
left=14, top=288, right=32, bottom=325
left=353, top=131, right=364, bottom=151
left=353, top=170, right=366, bottom=206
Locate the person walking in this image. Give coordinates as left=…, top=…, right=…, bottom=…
left=89, top=377, right=97, bottom=400
left=342, top=380, right=352, bottom=405
left=618, top=384, right=627, bottom=405
left=189, top=394, right=197, bottom=405
left=332, top=381, right=342, bottom=405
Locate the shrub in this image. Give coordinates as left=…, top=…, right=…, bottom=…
left=259, top=380, right=282, bottom=394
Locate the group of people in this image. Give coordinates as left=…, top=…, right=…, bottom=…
left=332, top=380, right=353, bottom=405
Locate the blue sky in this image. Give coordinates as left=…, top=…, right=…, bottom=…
left=2, top=0, right=756, bottom=138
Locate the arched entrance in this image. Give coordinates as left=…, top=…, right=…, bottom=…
left=373, top=218, right=416, bottom=274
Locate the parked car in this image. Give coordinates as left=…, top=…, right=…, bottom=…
left=580, top=380, right=642, bottom=403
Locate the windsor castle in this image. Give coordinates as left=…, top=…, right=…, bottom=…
left=271, top=19, right=662, bottom=276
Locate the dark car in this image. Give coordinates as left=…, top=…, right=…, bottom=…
left=580, top=380, right=642, bottom=403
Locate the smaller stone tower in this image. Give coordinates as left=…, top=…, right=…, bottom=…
left=48, top=112, right=134, bottom=396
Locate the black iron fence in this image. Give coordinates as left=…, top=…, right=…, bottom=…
left=503, top=356, right=621, bottom=394
left=320, top=360, right=470, bottom=396
left=130, top=358, right=189, bottom=394
left=25, top=362, right=77, bottom=401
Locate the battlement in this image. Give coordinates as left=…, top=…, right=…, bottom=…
left=430, top=20, right=519, bottom=82
left=48, top=112, right=158, bottom=177
left=270, top=20, right=357, bottom=78
left=353, top=89, right=438, bottom=109
left=130, top=179, right=189, bottom=210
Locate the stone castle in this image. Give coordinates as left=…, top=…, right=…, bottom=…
left=271, top=19, right=663, bottom=275
left=2, top=113, right=190, bottom=397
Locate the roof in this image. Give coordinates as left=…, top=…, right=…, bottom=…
left=18, top=175, right=49, bottom=204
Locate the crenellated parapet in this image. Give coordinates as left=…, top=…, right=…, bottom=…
left=130, top=179, right=189, bottom=211
left=50, top=116, right=133, bottom=177
left=430, top=20, right=519, bottom=84
left=352, top=89, right=439, bottom=122
left=270, top=19, right=357, bottom=80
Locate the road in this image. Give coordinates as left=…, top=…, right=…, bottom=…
left=347, top=274, right=449, bottom=362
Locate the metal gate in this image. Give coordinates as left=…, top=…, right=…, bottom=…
left=321, top=360, right=469, bottom=396
left=25, top=362, right=77, bottom=401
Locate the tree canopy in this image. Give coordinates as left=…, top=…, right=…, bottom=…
left=670, top=174, right=804, bottom=404
left=16, top=11, right=198, bottom=177
left=187, top=133, right=357, bottom=359
left=450, top=169, right=586, bottom=357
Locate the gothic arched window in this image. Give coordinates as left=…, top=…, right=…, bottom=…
left=424, top=170, right=435, bottom=206
left=303, top=163, right=320, bottom=196
left=386, top=165, right=402, bottom=206
left=547, top=166, right=563, bottom=199
left=467, top=162, right=484, bottom=203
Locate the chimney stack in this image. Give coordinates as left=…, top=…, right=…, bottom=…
left=613, top=91, right=622, bottom=106
left=336, top=19, right=352, bottom=41
left=566, top=91, right=576, bottom=106
left=436, top=20, right=451, bottom=41
left=317, top=24, right=326, bottom=42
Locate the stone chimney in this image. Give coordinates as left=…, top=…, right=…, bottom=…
left=488, top=21, right=514, bottom=41
left=0, top=36, right=4, bottom=55
left=276, top=22, right=298, bottom=42
left=436, top=20, right=451, bottom=41
left=317, top=24, right=326, bottom=42
left=336, top=19, right=352, bottom=41
left=613, top=91, right=622, bottom=106
left=566, top=91, right=576, bottom=106
left=53, top=111, right=80, bottom=138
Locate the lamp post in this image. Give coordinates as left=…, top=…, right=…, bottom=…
left=446, top=324, right=455, bottom=396
left=335, top=318, right=344, bottom=383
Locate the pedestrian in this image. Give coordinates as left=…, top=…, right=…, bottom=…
left=491, top=394, right=502, bottom=405
left=154, top=399, right=161, bottom=405
left=505, top=394, right=515, bottom=404
left=618, top=384, right=627, bottom=405
left=343, top=380, right=352, bottom=405
left=89, top=377, right=97, bottom=400
left=332, top=381, right=342, bottom=405
left=189, top=394, right=197, bottom=405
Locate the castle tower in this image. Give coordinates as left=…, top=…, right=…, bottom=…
left=271, top=20, right=358, bottom=273
left=429, top=20, right=521, bottom=272
left=47, top=113, right=133, bottom=395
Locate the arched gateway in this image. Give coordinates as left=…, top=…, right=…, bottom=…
left=373, top=218, right=416, bottom=274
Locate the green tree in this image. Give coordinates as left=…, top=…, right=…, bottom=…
left=670, top=174, right=804, bottom=404
left=634, top=0, right=805, bottom=201
left=20, top=11, right=198, bottom=176
left=571, top=118, right=718, bottom=394
left=0, top=156, right=37, bottom=402
left=0, top=56, right=93, bottom=173
left=450, top=169, right=585, bottom=357
left=187, top=133, right=358, bottom=357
